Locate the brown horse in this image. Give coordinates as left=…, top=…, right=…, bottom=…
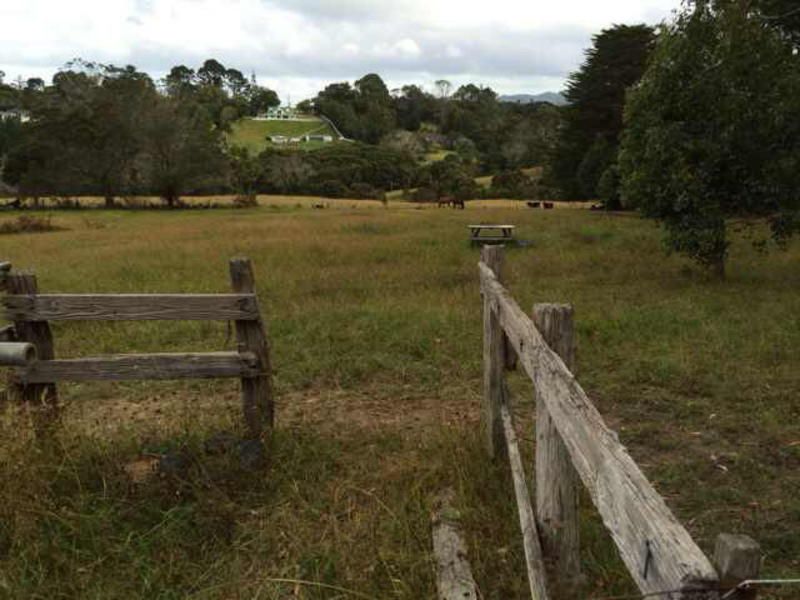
left=437, top=196, right=465, bottom=209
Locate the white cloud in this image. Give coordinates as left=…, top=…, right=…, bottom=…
left=0, top=0, right=680, bottom=98
left=395, top=39, right=422, bottom=58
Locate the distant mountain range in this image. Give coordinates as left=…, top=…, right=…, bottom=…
left=499, top=92, right=568, bottom=106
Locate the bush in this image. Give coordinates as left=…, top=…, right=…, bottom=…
left=412, top=187, right=437, bottom=202
left=233, top=194, right=258, bottom=208
left=0, top=215, right=61, bottom=234
left=348, top=182, right=382, bottom=199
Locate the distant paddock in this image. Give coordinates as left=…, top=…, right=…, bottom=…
left=0, top=195, right=596, bottom=211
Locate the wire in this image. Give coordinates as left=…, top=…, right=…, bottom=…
left=589, top=578, right=800, bottom=600
left=720, top=578, right=800, bottom=600
left=589, top=588, right=698, bottom=599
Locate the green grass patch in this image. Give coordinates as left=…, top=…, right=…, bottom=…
left=0, top=206, right=797, bottom=597
left=227, top=118, right=338, bottom=154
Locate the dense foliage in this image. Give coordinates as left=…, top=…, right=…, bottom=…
left=1, top=61, right=564, bottom=204
left=548, top=24, right=655, bottom=205
left=619, top=0, right=800, bottom=276
left=257, top=143, right=418, bottom=198
left=311, top=75, right=563, bottom=172
left=2, top=62, right=228, bottom=205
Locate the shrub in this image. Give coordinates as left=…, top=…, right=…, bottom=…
left=233, top=194, right=258, bottom=208
left=0, top=215, right=61, bottom=234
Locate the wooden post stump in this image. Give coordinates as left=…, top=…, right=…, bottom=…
left=714, top=534, right=761, bottom=600
left=481, top=245, right=505, bottom=459
left=532, top=303, right=581, bottom=594
left=6, top=271, right=59, bottom=432
left=229, top=258, right=273, bottom=440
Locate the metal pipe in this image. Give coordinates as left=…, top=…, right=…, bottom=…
left=0, top=342, right=37, bottom=366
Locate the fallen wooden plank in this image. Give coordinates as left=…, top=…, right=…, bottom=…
left=2, top=294, right=259, bottom=322
left=501, top=399, right=550, bottom=600
left=15, top=352, right=259, bottom=382
left=479, top=261, right=718, bottom=598
left=432, top=489, right=479, bottom=600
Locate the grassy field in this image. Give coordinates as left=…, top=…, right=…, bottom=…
left=227, top=118, right=339, bottom=154
left=0, top=201, right=798, bottom=598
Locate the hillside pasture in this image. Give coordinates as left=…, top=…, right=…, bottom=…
left=227, top=118, right=339, bottom=153
left=0, top=204, right=797, bottom=598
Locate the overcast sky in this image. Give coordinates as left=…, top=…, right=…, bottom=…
left=1, top=0, right=680, bottom=101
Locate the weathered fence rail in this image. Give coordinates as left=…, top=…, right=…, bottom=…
left=0, top=258, right=273, bottom=440
left=478, top=245, right=760, bottom=600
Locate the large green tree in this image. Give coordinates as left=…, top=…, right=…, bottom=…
left=139, top=98, right=226, bottom=206
left=314, top=75, right=396, bottom=143
left=548, top=24, right=655, bottom=204
left=6, top=64, right=158, bottom=206
left=618, top=0, right=800, bottom=277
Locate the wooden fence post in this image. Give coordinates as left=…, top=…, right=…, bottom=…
left=6, top=271, right=59, bottom=432
left=532, top=303, right=581, bottom=592
left=229, top=258, right=273, bottom=440
left=714, top=534, right=761, bottom=600
left=481, top=245, right=505, bottom=459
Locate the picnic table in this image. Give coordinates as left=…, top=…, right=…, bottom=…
left=469, top=224, right=515, bottom=246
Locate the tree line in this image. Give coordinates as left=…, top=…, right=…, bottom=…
left=0, top=59, right=281, bottom=207
left=0, top=59, right=561, bottom=206
left=308, top=75, right=561, bottom=172
left=546, top=0, right=799, bottom=276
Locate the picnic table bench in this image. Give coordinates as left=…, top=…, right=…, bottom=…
left=469, top=224, right=515, bottom=246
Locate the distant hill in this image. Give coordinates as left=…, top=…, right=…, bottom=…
left=499, top=92, right=568, bottom=106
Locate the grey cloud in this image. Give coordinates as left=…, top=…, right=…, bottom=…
left=0, top=0, right=675, bottom=97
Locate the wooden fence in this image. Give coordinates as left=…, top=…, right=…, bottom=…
left=0, top=258, right=273, bottom=440
left=477, top=246, right=761, bottom=600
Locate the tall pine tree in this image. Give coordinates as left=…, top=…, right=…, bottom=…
left=548, top=24, right=655, bottom=205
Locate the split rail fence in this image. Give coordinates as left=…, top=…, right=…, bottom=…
left=476, top=245, right=761, bottom=600
left=0, top=258, right=272, bottom=439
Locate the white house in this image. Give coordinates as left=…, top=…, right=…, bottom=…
left=0, top=109, right=30, bottom=123
left=265, top=106, right=297, bottom=120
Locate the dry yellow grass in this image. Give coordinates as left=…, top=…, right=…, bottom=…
left=0, top=203, right=797, bottom=598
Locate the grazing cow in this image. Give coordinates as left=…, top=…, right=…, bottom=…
left=527, top=201, right=541, bottom=209
left=543, top=202, right=555, bottom=209
left=437, top=196, right=466, bottom=209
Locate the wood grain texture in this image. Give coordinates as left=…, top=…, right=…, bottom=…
left=2, top=294, right=259, bottom=322
left=432, top=489, right=478, bottom=600
left=532, top=303, right=582, bottom=591
left=0, top=262, right=11, bottom=292
left=713, top=534, right=760, bottom=600
left=230, top=258, right=274, bottom=440
left=481, top=245, right=506, bottom=459
left=501, top=398, right=551, bottom=600
left=6, top=272, right=59, bottom=430
left=15, top=352, right=259, bottom=383
left=479, top=261, right=718, bottom=598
